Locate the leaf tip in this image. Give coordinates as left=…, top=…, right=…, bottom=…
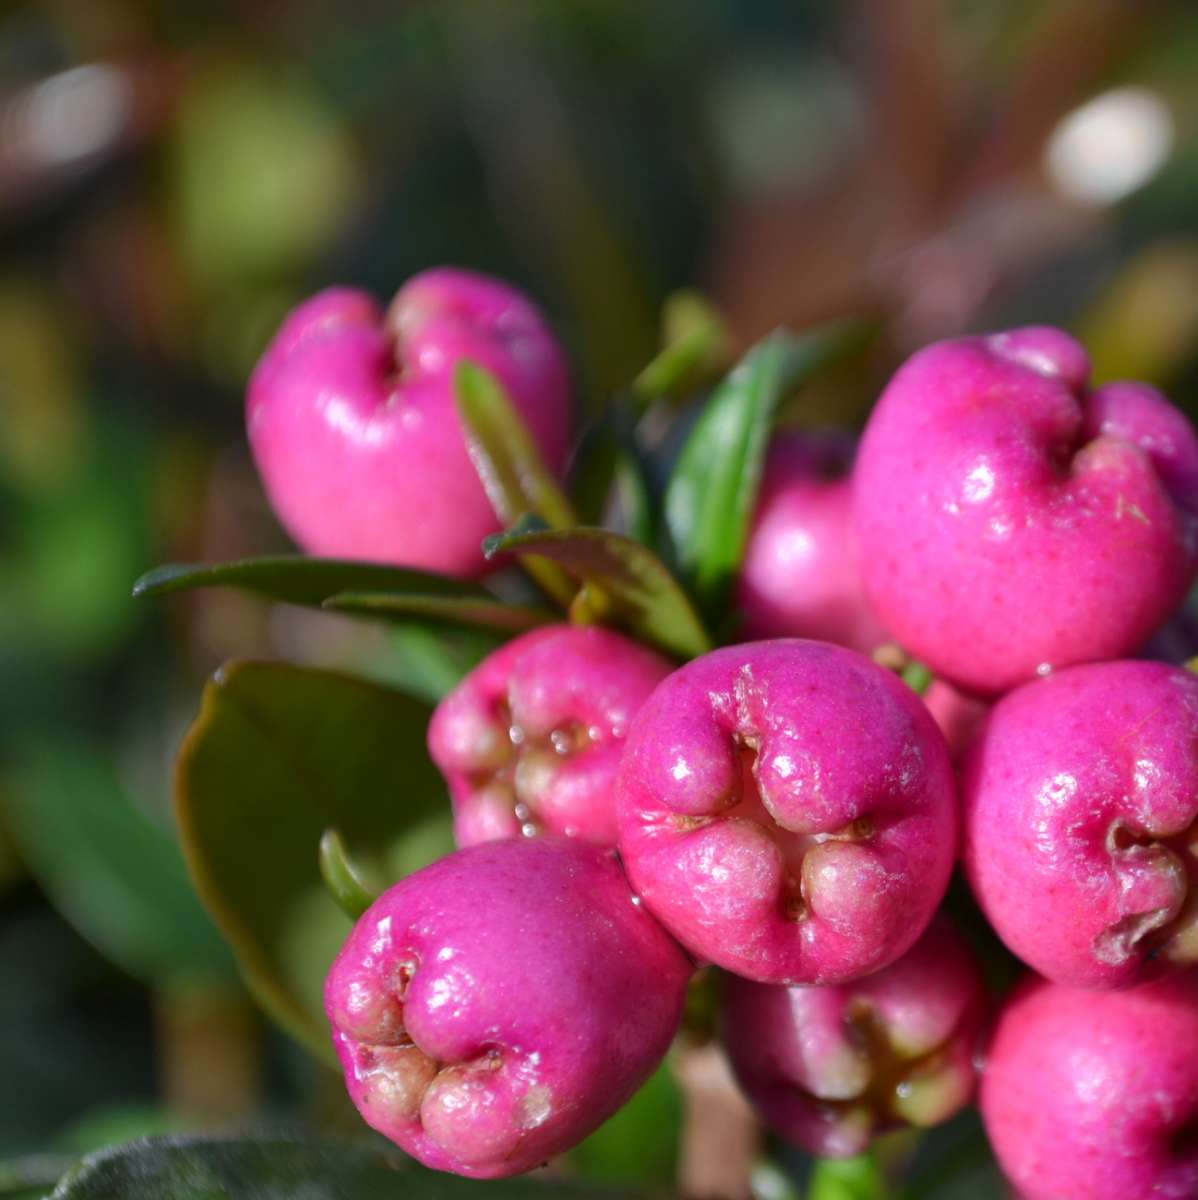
left=131, top=566, right=169, bottom=598
left=319, top=827, right=378, bottom=921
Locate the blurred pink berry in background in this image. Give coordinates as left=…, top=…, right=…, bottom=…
left=722, top=919, right=985, bottom=1158
left=737, top=431, right=887, bottom=652
left=247, top=268, right=572, bottom=576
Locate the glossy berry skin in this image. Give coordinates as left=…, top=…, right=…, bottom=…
left=722, top=920, right=984, bottom=1158
left=854, top=326, right=1198, bottom=694
left=325, top=838, right=692, bottom=1179
left=736, top=432, right=887, bottom=652
left=428, top=625, right=672, bottom=847
left=963, top=660, right=1198, bottom=990
left=247, top=268, right=571, bottom=576
left=982, top=975, right=1198, bottom=1200
left=616, top=639, right=957, bottom=985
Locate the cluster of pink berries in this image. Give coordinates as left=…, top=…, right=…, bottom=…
left=250, top=268, right=1198, bottom=1197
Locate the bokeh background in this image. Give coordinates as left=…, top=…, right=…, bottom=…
left=2, top=0, right=1198, bottom=1191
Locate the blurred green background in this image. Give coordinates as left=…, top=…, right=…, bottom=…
left=2, top=0, right=1198, bottom=1186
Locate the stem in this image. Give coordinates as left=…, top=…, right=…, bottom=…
left=567, top=580, right=614, bottom=626
left=899, top=660, right=933, bottom=696
left=808, top=1152, right=889, bottom=1200
left=155, top=981, right=260, bottom=1121
left=672, top=1038, right=760, bottom=1200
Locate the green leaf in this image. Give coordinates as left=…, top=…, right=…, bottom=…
left=374, top=625, right=501, bottom=705
left=2, top=741, right=235, bottom=987
left=808, top=1153, right=889, bottom=1200
left=318, top=829, right=378, bottom=920
left=175, top=661, right=450, bottom=1058
left=48, top=1137, right=408, bottom=1199
left=632, top=290, right=732, bottom=407
left=0, top=1153, right=74, bottom=1197
left=664, top=324, right=860, bottom=618
left=324, top=592, right=555, bottom=633
left=47, top=1133, right=641, bottom=1199
left=568, top=403, right=662, bottom=547
left=453, top=361, right=578, bottom=530
left=569, top=1064, right=681, bottom=1186
left=132, top=556, right=487, bottom=609
left=484, top=523, right=710, bottom=660
left=454, top=361, right=578, bottom=608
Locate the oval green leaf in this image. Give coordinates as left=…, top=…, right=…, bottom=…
left=175, top=661, right=450, bottom=1058
left=484, top=523, right=710, bottom=660
left=48, top=1134, right=643, bottom=1199
left=664, top=323, right=863, bottom=619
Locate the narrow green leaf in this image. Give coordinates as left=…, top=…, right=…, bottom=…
left=133, top=556, right=488, bottom=607
left=808, top=1153, right=889, bottom=1200
left=379, top=625, right=501, bottom=705
left=568, top=400, right=662, bottom=547
left=484, top=524, right=710, bottom=660
left=664, top=324, right=862, bottom=618
left=454, top=360, right=578, bottom=608
left=324, top=591, right=555, bottom=632
left=318, top=830, right=378, bottom=920
left=632, top=290, right=733, bottom=406
left=453, top=361, right=578, bottom=529
left=175, top=661, right=450, bottom=1057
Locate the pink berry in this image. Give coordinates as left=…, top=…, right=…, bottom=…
left=615, top=639, right=957, bottom=985
left=722, top=920, right=984, bottom=1158
left=427, top=625, right=672, bottom=847
left=325, top=838, right=692, bottom=1178
left=247, top=268, right=571, bottom=576
left=734, top=434, right=897, bottom=657
left=854, top=327, right=1198, bottom=694
left=737, top=432, right=888, bottom=652
left=963, top=659, right=1198, bottom=989
left=921, top=678, right=989, bottom=763
left=982, top=974, right=1198, bottom=1200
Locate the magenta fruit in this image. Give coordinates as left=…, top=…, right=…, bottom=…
left=428, top=625, right=672, bottom=847
left=722, top=920, right=984, bottom=1157
left=963, top=659, right=1198, bottom=989
left=616, top=639, right=957, bottom=985
left=982, top=974, right=1198, bottom=1200
left=736, top=431, right=887, bottom=652
left=854, top=326, right=1198, bottom=693
left=325, top=837, right=692, bottom=1178
left=247, top=268, right=571, bottom=576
